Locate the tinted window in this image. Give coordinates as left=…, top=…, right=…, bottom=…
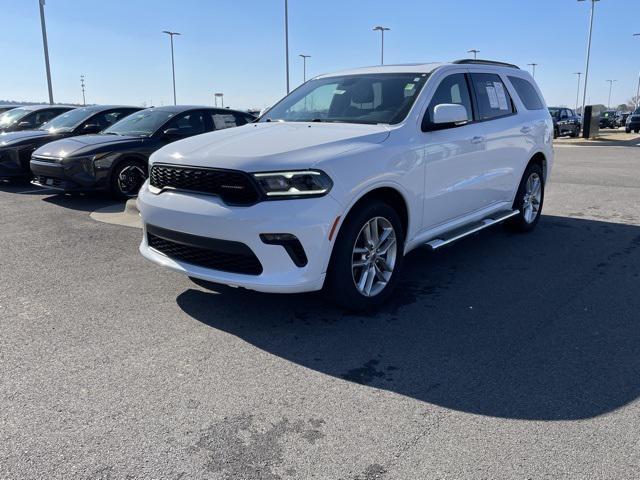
left=163, top=111, right=206, bottom=136
left=89, top=109, right=136, bottom=130
left=470, top=73, right=515, bottom=120
left=33, top=109, right=64, bottom=126
left=425, top=73, right=473, bottom=124
left=262, top=73, right=429, bottom=125
left=508, top=76, right=544, bottom=110
left=0, top=107, right=30, bottom=128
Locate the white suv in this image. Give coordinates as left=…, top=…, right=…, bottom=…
left=138, top=60, right=553, bottom=309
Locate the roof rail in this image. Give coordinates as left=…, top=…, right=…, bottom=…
left=452, top=59, right=520, bottom=70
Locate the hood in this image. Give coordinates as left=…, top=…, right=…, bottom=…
left=33, top=134, right=145, bottom=158
left=150, top=122, right=390, bottom=172
left=0, top=129, right=50, bottom=147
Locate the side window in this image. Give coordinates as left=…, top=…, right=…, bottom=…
left=86, top=110, right=131, bottom=130
left=210, top=112, right=244, bottom=130
left=164, top=110, right=206, bottom=135
left=470, top=73, right=515, bottom=120
left=425, top=73, right=473, bottom=124
left=508, top=76, right=544, bottom=110
left=35, top=109, right=64, bottom=125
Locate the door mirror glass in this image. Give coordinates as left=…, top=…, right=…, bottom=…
left=17, top=121, right=32, bottom=129
left=82, top=123, right=101, bottom=133
left=433, top=104, right=469, bottom=125
left=162, top=127, right=182, bottom=138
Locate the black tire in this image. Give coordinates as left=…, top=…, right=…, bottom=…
left=570, top=126, right=580, bottom=138
left=635, top=129, right=640, bottom=134
left=553, top=128, right=558, bottom=139
left=324, top=200, right=405, bottom=311
left=506, top=162, right=545, bottom=233
left=626, top=128, right=631, bottom=133
left=110, top=159, right=147, bottom=200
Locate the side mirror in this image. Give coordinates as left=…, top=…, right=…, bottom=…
left=423, top=104, right=469, bottom=131
left=162, top=128, right=182, bottom=138
left=17, top=121, right=32, bottom=129
left=82, top=124, right=101, bottom=134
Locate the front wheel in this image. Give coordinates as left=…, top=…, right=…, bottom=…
left=324, top=200, right=404, bottom=310
left=110, top=159, right=147, bottom=200
left=506, top=163, right=544, bottom=233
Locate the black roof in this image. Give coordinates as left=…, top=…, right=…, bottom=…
left=453, top=59, right=520, bottom=70
left=150, top=105, right=253, bottom=115
left=11, top=104, right=75, bottom=111
left=69, top=104, right=140, bottom=113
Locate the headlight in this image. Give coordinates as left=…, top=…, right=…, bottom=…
left=253, top=170, right=333, bottom=198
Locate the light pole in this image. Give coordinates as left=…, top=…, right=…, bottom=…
left=634, top=34, right=640, bottom=108
left=606, top=79, right=617, bottom=109
left=38, top=0, right=54, bottom=104
left=578, top=0, right=600, bottom=116
left=372, top=26, right=390, bottom=65
left=80, top=75, right=86, bottom=106
left=573, top=72, right=582, bottom=112
left=299, top=54, right=310, bottom=83
left=284, top=0, right=290, bottom=94
left=467, top=49, right=480, bottom=60
left=527, top=63, right=538, bottom=78
left=162, top=31, right=181, bottom=105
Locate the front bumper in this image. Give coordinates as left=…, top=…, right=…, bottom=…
left=30, top=156, right=107, bottom=192
left=0, top=148, right=31, bottom=178
left=626, top=121, right=640, bottom=130
left=137, top=181, right=343, bottom=293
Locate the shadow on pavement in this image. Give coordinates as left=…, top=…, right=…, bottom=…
left=42, top=192, right=123, bottom=213
left=177, top=215, right=640, bottom=421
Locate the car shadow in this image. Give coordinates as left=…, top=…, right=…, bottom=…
left=176, top=215, right=640, bottom=421
left=41, top=192, right=123, bottom=213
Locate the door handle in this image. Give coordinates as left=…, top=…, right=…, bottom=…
left=521, top=126, right=533, bottom=134
left=471, top=136, right=486, bottom=144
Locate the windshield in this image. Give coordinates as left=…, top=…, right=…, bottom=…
left=548, top=108, right=561, bottom=119
left=102, top=109, right=175, bottom=137
left=261, top=73, right=429, bottom=125
left=39, top=107, right=92, bottom=133
left=0, top=107, right=30, bottom=128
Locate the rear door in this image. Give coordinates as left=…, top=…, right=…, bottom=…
left=467, top=72, right=528, bottom=205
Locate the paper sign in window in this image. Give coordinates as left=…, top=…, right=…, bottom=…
left=493, top=82, right=509, bottom=110
left=486, top=85, right=499, bottom=109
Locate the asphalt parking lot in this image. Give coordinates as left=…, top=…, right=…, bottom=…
left=1, top=137, right=639, bottom=479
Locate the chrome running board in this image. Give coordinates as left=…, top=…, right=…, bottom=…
left=425, top=210, right=519, bottom=250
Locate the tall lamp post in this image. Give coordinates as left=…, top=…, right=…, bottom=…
left=162, top=31, right=181, bottom=105
left=578, top=0, right=600, bottom=116
left=372, top=26, right=390, bottom=65
left=467, top=49, right=480, bottom=60
left=299, top=54, right=311, bottom=83
left=284, top=0, right=290, bottom=94
left=39, top=0, right=54, bottom=104
left=606, top=79, right=617, bottom=109
left=573, top=72, right=582, bottom=112
left=527, top=63, right=538, bottom=78
left=80, top=75, right=86, bottom=106
left=634, top=34, right=640, bottom=108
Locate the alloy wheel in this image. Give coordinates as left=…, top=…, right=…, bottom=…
left=351, top=216, right=397, bottom=297
left=522, top=172, right=542, bottom=224
left=117, top=165, right=146, bottom=196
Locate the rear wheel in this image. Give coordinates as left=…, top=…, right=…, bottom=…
left=324, top=200, right=404, bottom=310
left=507, top=162, right=544, bottom=233
left=110, top=159, right=147, bottom=200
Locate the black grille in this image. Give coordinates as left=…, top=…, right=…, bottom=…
left=33, top=175, right=66, bottom=188
left=146, top=225, right=263, bottom=275
left=150, top=164, right=261, bottom=205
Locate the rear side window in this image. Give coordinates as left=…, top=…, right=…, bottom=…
left=470, top=73, right=514, bottom=120
left=508, top=76, right=544, bottom=110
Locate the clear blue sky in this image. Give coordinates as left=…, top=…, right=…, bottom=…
left=1, top=0, right=639, bottom=110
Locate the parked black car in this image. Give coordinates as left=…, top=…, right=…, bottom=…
left=31, top=106, right=256, bottom=199
left=0, top=105, right=140, bottom=180
left=0, top=105, right=73, bottom=133
left=0, top=105, right=20, bottom=115
left=626, top=108, right=640, bottom=133
left=616, top=111, right=630, bottom=128
left=548, top=107, right=581, bottom=138
left=599, top=110, right=618, bottom=129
